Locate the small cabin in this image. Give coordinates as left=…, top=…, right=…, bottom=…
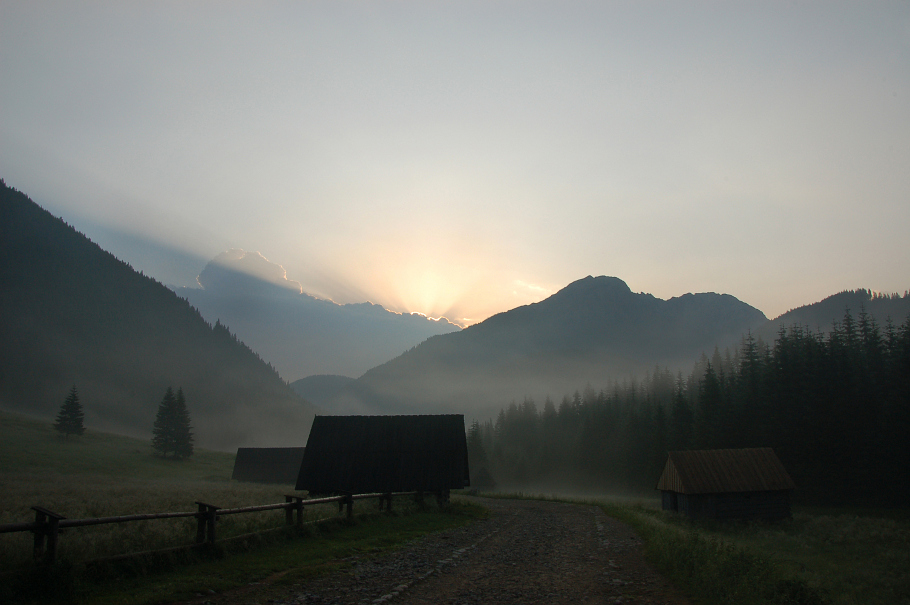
left=295, top=415, right=469, bottom=495
left=656, top=448, right=795, bottom=520
left=231, top=447, right=306, bottom=484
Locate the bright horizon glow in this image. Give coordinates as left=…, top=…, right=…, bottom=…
left=1, top=1, right=908, bottom=325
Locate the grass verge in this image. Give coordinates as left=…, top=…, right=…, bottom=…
left=599, top=502, right=828, bottom=605
left=474, top=491, right=907, bottom=605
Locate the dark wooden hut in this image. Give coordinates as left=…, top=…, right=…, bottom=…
left=295, top=415, right=469, bottom=495
left=231, top=447, right=306, bottom=484
left=656, top=448, right=795, bottom=520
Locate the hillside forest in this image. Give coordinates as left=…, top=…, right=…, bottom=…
left=470, top=306, right=910, bottom=505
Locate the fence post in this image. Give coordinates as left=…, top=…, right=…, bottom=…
left=345, top=493, right=353, bottom=519
left=32, top=508, right=46, bottom=561
left=293, top=497, right=304, bottom=527
left=195, top=503, right=207, bottom=543
left=195, top=502, right=220, bottom=544
left=284, top=496, right=305, bottom=527
left=31, top=506, right=65, bottom=565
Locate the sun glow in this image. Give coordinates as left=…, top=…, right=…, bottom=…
left=372, top=266, right=556, bottom=328
left=389, top=267, right=470, bottom=325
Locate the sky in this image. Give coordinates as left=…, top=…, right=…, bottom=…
left=2, top=1, right=908, bottom=326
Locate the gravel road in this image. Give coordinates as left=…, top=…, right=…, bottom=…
left=185, top=497, right=690, bottom=605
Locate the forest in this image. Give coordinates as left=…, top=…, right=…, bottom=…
left=469, top=306, right=910, bottom=505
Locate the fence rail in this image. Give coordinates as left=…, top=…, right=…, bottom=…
left=0, top=490, right=437, bottom=565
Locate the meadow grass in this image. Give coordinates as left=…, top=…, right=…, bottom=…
left=1, top=410, right=487, bottom=604
left=476, top=490, right=909, bottom=605
left=0, top=410, right=336, bottom=568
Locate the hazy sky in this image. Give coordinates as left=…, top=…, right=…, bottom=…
left=2, top=1, right=908, bottom=325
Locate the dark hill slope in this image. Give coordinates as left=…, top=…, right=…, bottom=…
left=0, top=180, right=317, bottom=450
left=340, top=276, right=767, bottom=419
left=756, top=289, right=910, bottom=342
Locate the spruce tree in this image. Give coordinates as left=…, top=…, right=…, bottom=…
left=54, top=384, right=85, bottom=439
left=173, top=387, right=194, bottom=459
left=152, top=386, right=194, bottom=459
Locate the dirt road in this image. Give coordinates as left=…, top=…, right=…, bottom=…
left=190, top=497, right=690, bottom=605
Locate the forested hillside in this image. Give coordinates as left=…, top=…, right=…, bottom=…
left=756, top=288, right=910, bottom=342
left=0, top=180, right=317, bottom=450
left=472, top=308, right=910, bottom=505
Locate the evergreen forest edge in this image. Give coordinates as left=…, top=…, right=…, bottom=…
left=469, top=307, right=910, bottom=507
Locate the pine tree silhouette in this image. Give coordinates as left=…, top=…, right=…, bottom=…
left=152, top=386, right=194, bottom=459
left=54, top=384, right=86, bottom=439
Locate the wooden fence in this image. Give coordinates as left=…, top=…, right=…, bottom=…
left=0, top=490, right=431, bottom=565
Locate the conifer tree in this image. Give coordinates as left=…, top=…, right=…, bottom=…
left=152, top=386, right=194, bottom=459
left=173, top=387, right=194, bottom=459
left=54, top=384, right=85, bottom=439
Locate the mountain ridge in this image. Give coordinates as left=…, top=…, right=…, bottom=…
left=320, top=275, right=769, bottom=420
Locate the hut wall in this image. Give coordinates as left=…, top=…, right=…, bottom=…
left=296, top=415, right=469, bottom=494
left=671, top=490, right=791, bottom=520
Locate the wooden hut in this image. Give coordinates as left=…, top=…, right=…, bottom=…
left=656, top=448, right=795, bottom=520
left=231, top=447, right=306, bottom=484
left=295, top=415, right=469, bottom=496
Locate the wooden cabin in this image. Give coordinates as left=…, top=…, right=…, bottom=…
left=295, top=415, right=469, bottom=495
left=656, top=448, right=795, bottom=520
left=231, top=447, right=306, bottom=484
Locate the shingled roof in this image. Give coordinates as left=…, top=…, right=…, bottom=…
left=656, top=448, right=795, bottom=494
left=231, top=447, right=306, bottom=484
left=295, top=415, right=469, bottom=494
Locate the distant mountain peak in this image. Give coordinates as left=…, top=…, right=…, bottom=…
left=545, top=276, right=635, bottom=308
left=562, top=275, right=631, bottom=292
left=197, top=248, right=303, bottom=296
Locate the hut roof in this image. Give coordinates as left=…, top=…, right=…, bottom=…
left=232, top=447, right=306, bottom=484
left=656, top=448, right=795, bottom=494
left=295, top=415, right=469, bottom=494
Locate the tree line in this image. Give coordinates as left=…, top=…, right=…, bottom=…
left=469, top=307, right=910, bottom=505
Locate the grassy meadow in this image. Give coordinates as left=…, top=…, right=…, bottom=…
left=0, top=410, right=485, bottom=604
left=0, top=410, right=323, bottom=568
left=0, top=411, right=460, bottom=569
